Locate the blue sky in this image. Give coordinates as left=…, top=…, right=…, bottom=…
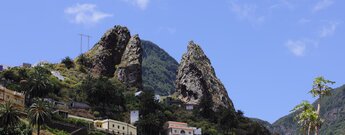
left=0, top=0, right=344, bottom=123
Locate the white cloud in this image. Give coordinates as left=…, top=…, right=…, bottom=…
left=229, top=1, right=265, bottom=24
left=124, top=0, right=150, bottom=10
left=64, top=3, right=112, bottom=25
left=286, top=40, right=306, bottom=56
left=319, top=22, right=339, bottom=38
left=313, top=0, right=334, bottom=12
left=285, top=39, right=318, bottom=57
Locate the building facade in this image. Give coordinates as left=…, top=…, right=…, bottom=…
left=0, top=85, right=25, bottom=110
left=164, top=121, right=201, bottom=135
left=94, top=119, right=137, bottom=135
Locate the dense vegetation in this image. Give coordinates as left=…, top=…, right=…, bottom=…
left=134, top=90, right=270, bottom=135
left=142, top=40, right=179, bottom=96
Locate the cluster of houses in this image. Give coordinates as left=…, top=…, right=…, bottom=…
left=0, top=61, right=51, bottom=72
left=0, top=86, right=202, bottom=135
left=0, top=63, right=31, bottom=72
left=0, top=62, right=203, bottom=135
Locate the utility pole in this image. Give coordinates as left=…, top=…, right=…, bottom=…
left=85, top=35, right=91, bottom=50
left=79, top=34, right=83, bottom=54
left=78, top=34, right=92, bottom=54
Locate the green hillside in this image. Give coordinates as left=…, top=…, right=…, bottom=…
left=142, top=40, right=178, bottom=95
left=272, top=85, right=345, bottom=135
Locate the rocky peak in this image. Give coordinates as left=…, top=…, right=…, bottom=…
left=175, top=41, right=234, bottom=110
left=86, top=25, right=131, bottom=77
left=84, top=25, right=142, bottom=90
left=116, top=34, right=143, bottom=90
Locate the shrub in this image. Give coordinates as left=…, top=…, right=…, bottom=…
left=61, top=57, right=74, bottom=69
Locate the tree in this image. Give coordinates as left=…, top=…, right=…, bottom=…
left=199, top=90, right=215, bottom=121
left=136, top=91, right=163, bottom=135
left=138, top=91, right=160, bottom=117
left=136, top=113, right=160, bottom=135
left=28, top=99, right=51, bottom=135
left=86, top=77, right=125, bottom=113
left=291, top=101, right=321, bottom=135
left=310, top=76, right=335, bottom=114
left=76, top=75, right=93, bottom=102
left=0, top=101, right=21, bottom=134
left=217, top=107, right=238, bottom=134
left=309, top=76, right=334, bottom=135
left=24, top=67, right=53, bottom=106
left=2, top=69, right=19, bottom=82
left=61, top=56, right=74, bottom=69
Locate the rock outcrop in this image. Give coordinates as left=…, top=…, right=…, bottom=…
left=175, top=41, right=234, bottom=110
left=84, top=25, right=142, bottom=90
left=115, top=35, right=143, bottom=89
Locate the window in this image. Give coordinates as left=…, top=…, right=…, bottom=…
left=181, top=130, right=186, bottom=135
left=174, top=130, right=177, bottom=133
left=113, top=124, right=114, bottom=127
left=118, top=125, right=120, bottom=129
left=123, top=126, right=125, bottom=130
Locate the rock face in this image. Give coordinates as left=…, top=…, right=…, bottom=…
left=84, top=25, right=142, bottom=90
left=175, top=41, right=234, bottom=110
left=115, top=35, right=143, bottom=89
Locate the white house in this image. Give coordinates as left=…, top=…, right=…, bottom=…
left=130, top=110, right=139, bottom=124
left=164, top=121, right=202, bottom=135
left=94, top=119, right=137, bottom=135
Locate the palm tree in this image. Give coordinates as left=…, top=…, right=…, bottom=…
left=24, top=67, right=51, bottom=106
left=28, top=98, right=51, bottom=135
left=0, top=101, right=21, bottom=134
